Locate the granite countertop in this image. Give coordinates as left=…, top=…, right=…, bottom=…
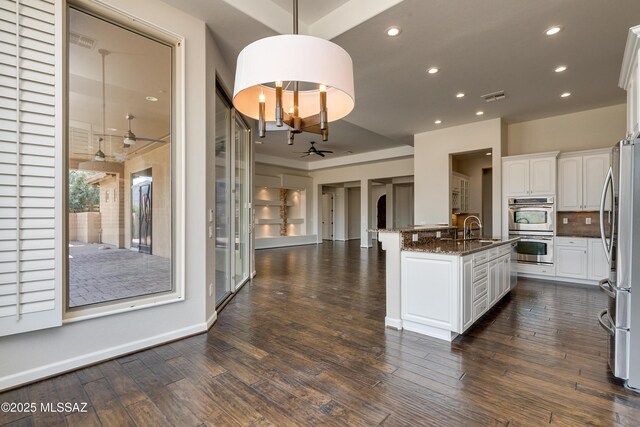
left=369, top=225, right=453, bottom=233
left=402, top=237, right=519, bottom=255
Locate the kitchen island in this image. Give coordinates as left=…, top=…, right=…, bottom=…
left=374, top=226, right=517, bottom=341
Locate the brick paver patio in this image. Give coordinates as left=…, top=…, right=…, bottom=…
left=68, top=241, right=171, bottom=307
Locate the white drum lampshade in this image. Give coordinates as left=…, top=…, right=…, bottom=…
left=232, top=34, right=355, bottom=122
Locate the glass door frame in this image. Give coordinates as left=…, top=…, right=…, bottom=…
left=215, top=83, right=251, bottom=307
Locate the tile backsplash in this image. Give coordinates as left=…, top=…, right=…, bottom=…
left=556, top=211, right=610, bottom=238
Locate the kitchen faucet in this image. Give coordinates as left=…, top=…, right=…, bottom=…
left=463, top=215, right=483, bottom=239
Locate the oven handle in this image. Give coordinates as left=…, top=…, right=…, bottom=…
left=598, top=278, right=615, bottom=299
left=599, top=166, right=613, bottom=265
left=598, top=309, right=615, bottom=336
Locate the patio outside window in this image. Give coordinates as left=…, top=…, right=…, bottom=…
left=66, top=7, right=173, bottom=309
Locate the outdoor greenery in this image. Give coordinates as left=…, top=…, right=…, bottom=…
left=68, top=170, right=100, bottom=212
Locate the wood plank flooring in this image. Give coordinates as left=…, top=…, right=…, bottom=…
left=2, top=240, right=640, bottom=426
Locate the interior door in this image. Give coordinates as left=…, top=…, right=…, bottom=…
left=131, top=168, right=152, bottom=254
left=322, top=193, right=334, bottom=240
left=234, top=113, right=250, bottom=290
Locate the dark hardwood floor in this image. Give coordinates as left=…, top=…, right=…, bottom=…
left=2, top=240, right=639, bottom=426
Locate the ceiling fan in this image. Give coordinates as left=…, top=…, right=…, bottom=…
left=294, top=141, right=333, bottom=158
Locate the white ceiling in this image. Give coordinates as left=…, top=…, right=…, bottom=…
left=162, top=0, right=640, bottom=165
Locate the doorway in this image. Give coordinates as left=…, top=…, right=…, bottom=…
left=131, top=168, right=152, bottom=254
left=322, top=193, right=335, bottom=240
left=377, top=195, right=387, bottom=228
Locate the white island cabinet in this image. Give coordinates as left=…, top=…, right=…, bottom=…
left=401, top=242, right=513, bottom=342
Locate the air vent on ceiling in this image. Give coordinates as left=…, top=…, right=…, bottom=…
left=481, top=90, right=506, bottom=103
left=69, top=32, right=96, bottom=50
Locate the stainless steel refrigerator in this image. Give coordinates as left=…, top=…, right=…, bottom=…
left=598, top=138, right=639, bottom=391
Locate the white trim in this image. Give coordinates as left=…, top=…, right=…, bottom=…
left=619, top=25, right=640, bottom=89
left=0, top=322, right=207, bottom=391
left=254, top=153, right=310, bottom=170
left=402, top=319, right=459, bottom=342
left=308, top=146, right=414, bottom=171
left=385, top=316, right=402, bottom=330
left=63, top=293, right=184, bottom=323
left=206, top=310, right=217, bottom=329
left=502, top=150, right=560, bottom=161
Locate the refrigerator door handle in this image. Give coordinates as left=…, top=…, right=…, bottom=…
left=599, top=166, right=613, bottom=264
left=598, top=309, right=615, bottom=336
left=598, top=278, right=615, bottom=298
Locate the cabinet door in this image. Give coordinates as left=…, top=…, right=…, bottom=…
left=558, top=157, right=582, bottom=211
left=488, top=261, right=499, bottom=306
left=556, top=246, right=588, bottom=279
left=529, top=157, right=556, bottom=196
left=499, top=256, right=509, bottom=297
left=461, top=256, right=474, bottom=332
left=503, top=160, right=530, bottom=196
left=588, top=238, right=610, bottom=281
left=583, top=153, right=610, bottom=211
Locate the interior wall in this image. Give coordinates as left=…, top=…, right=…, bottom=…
left=394, top=184, right=414, bottom=227
left=310, top=157, right=414, bottom=242
left=414, top=118, right=504, bottom=235
left=347, top=187, right=361, bottom=239
left=482, top=168, right=493, bottom=236
left=507, top=104, right=625, bottom=155
left=455, top=156, right=492, bottom=217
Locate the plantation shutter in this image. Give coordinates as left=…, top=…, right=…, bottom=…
left=0, top=0, right=61, bottom=336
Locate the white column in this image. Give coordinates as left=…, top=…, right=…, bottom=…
left=379, top=232, right=402, bottom=329
left=360, top=179, right=371, bottom=247
left=334, top=187, right=347, bottom=241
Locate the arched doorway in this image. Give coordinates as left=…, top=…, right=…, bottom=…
left=377, top=195, right=387, bottom=229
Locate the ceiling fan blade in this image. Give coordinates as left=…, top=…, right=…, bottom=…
left=317, top=150, right=333, bottom=154
left=135, top=137, right=168, bottom=143
left=299, top=153, right=311, bottom=158
left=318, top=152, right=326, bottom=157
left=293, top=151, right=310, bottom=154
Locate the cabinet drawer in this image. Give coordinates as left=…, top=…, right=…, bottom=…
left=556, top=237, right=587, bottom=247
left=473, top=251, right=489, bottom=265
left=473, top=264, right=488, bottom=282
left=473, top=278, right=488, bottom=301
left=473, top=295, right=488, bottom=320
left=498, top=244, right=511, bottom=257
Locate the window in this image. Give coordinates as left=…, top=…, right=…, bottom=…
left=66, top=8, right=173, bottom=310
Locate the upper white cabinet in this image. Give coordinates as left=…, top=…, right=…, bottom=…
left=558, top=150, right=610, bottom=211
left=503, top=154, right=558, bottom=197
left=619, top=26, right=640, bottom=138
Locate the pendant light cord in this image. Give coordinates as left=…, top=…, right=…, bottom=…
left=293, top=0, right=298, bottom=35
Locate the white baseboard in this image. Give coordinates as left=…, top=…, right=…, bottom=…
left=206, top=311, right=218, bottom=330
left=0, top=322, right=208, bottom=392
left=402, top=320, right=458, bottom=342
left=385, top=317, right=403, bottom=330
left=518, top=272, right=599, bottom=286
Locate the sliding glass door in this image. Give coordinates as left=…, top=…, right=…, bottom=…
left=215, top=86, right=251, bottom=306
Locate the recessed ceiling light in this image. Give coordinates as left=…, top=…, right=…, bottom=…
left=146, top=96, right=158, bottom=102
left=560, top=92, right=571, bottom=98
left=427, top=67, right=439, bottom=75
left=386, top=26, right=401, bottom=37
left=434, top=120, right=442, bottom=124
left=107, top=127, right=117, bottom=132
left=486, top=152, right=492, bottom=156
left=456, top=92, right=465, bottom=98
left=545, top=26, right=562, bottom=36
left=476, top=111, right=484, bottom=116
left=554, top=65, right=567, bottom=73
